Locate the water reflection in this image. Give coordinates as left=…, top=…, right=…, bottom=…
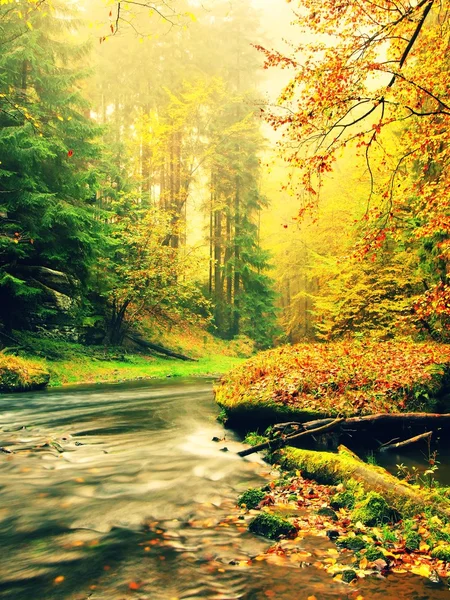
left=0, top=379, right=447, bottom=599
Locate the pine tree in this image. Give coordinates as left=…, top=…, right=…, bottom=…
left=0, top=1, right=102, bottom=330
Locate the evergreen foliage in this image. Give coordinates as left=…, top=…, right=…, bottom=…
left=0, top=1, right=102, bottom=330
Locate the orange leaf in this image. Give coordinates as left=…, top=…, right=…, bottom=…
left=129, top=581, right=141, bottom=590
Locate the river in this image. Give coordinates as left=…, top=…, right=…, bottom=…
left=0, top=378, right=447, bottom=599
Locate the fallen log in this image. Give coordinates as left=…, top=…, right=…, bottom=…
left=126, top=334, right=198, bottom=362
left=279, top=445, right=450, bottom=520
left=275, top=413, right=450, bottom=432
left=237, top=417, right=344, bottom=457
left=379, top=430, right=433, bottom=452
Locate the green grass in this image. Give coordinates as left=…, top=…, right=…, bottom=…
left=37, top=354, right=245, bottom=387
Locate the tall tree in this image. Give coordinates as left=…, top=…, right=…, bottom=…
left=258, top=0, right=450, bottom=339
left=0, top=1, right=102, bottom=331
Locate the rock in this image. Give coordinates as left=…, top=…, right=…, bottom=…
left=336, top=535, right=367, bottom=551
left=248, top=512, right=296, bottom=540
left=317, top=507, right=338, bottom=521
left=0, top=355, right=50, bottom=392
left=351, top=491, right=399, bottom=526
left=431, top=545, right=450, bottom=561
left=238, top=488, right=266, bottom=509
left=341, top=569, right=358, bottom=583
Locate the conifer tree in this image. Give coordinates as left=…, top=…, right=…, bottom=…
left=0, top=1, right=102, bottom=330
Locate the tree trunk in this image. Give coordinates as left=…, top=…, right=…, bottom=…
left=126, top=334, right=197, bottom=361
left=279, top=445, right=450, bottom=520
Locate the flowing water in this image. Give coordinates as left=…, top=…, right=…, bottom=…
left=0, top=379, right=448, bottom=600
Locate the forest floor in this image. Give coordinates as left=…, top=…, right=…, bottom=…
left=215, top=340, right=450, bottom=425
left=215, top=340, right=450, bottom=588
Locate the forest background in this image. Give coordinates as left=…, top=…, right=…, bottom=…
left=1, top=0, right=449, bottom=378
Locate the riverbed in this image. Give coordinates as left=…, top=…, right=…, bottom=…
left=0, top=379, right=447, bottom=599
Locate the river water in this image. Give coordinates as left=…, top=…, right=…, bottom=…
left=0, top=378, right=448, bottom=600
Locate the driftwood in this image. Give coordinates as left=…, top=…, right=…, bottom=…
left=127, top=334, right=198, bottom=362
left=379, top=430, right=433, bottom=452
left=238, top=413, right=450, bottom=458
left=237, top=417, right=343, bottom=457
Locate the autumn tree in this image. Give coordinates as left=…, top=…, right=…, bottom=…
left=259, top=0, right=450, bottom=339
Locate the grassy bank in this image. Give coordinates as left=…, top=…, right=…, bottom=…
left=0, top=327, right=249, bottom=390
left=41, top=354, right=245, bottom=387
left=215, top=341, right=450, bottom=425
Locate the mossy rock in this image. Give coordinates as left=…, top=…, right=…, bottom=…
left=431, top=545, right=450, bottom=561
left=341, top=569, right=358, bottom=583
left=405, top=531, right=421, bottom=552
left=248, top=512, right=296, bottom=540
left=238, top=488, right=266, bottom=510
left=0, top=356, right=50, bottom=392
left=351, top=492, right=398, bottom=526
left=363, top=545, right=385, bottom=562
left=330, top=489, right=356, bottom=510
left=317, top=507, right=338, bottom=521
left=336, top=535, right=367, bottom=551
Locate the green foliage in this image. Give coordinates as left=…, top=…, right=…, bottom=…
left=248, top=512, right=296, bottom=540
left=243, top=432, right=267, bottom=447
left=0, top=1, right=103, bottom=330
left=237, top=488, right=266, bottom=509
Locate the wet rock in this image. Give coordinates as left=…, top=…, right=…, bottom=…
left=341, top=569, right=357, bottom=583
left=317, top=507, right=338, bottom=521
left=248, top=513, right=296, bottom=540
left=336, top=535, right=366, bottom=551
left=238, top=488, right=266, bottom=510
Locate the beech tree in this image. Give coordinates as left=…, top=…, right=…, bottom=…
left=259, top=0, right=450, bottom=339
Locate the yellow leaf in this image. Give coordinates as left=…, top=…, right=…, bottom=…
left=26, top=20, right=33, bottom=30
left=419, top=541, right=430, bottom=552
left=412, top=563, right=431, bottom=578
left=54, top=576, right=65, bottom=585
left=359, top=556, right=368, bottom=569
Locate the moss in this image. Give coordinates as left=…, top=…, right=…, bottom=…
left=341, top=569, right=358, bottom=583
left=351, top=492, right=396, bottom=526
left=405, top=531, right=421, bottom=551
left=248, top=512, right=296, bottom=540
left=243, top=432, right=267, bottom=446
left=430, top=545, right=450, bottom=561
left=336, top=535, right=367, bottom=551
left=363, top=545, right=385, bottom=562
left=237, top=488, right=266, bottom=510
left=331, top=489, right=356, bottom=510
left=0, top=355, right=50, bottom=392
left=317, top=507, right=338, bottom=521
